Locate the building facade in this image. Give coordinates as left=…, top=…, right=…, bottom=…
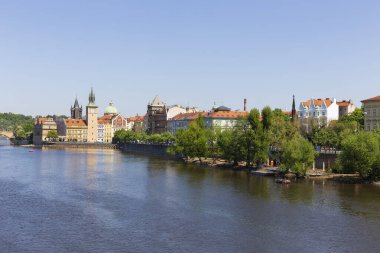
left=146, top=96, right=167, bottom=134
left=361, top=96, right=380, bottom=131
left=64, top=119, right=88, bottom=142
left=86, top=88, right=98, bottom=143
left=337, top=100, right=356, bottom=118
left=97, top=102, right=128, bottom=143
left=298, top=98, right=339, bottom=132
left=204, top=106, right=248, bottom=130
left=33, top=118, right=58, bottom=145
left=71, top=97, right=82, bottom=119
left=127, top=115, right=145, bottom=132
left=167, top=112, right=206, bottom=134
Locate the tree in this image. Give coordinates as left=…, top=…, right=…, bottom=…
left=280, top=133, right=317, bottom=177
left=170, top=114, right=208, bottom=162
left=338, top=108, right=364, bottom=129
left=217, top=127, right=246, bottom=165
left=46, top=130, right=58, bottom=140
left=336, top=131, right=379, bottom=178
left=261, top=106, right=272, bottom=131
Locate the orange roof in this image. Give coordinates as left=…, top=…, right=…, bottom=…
left=34, top=117, right=50, bottom=124
left=361, top=96, right=380, bottom=103
left=283, top=111, right=298, bottom=117
left=98, top=114, right=114, bottom=124
left=302, top=98, right=333, bottom=108
left=64, top=119, right=87, bottom=127
left=127, top=116, right=145, bottom=122
left=170, top=112, right=208, bottom=121
left=337, top=101, right=350, bottom=107
left=205, top=111, right=248, bottom=119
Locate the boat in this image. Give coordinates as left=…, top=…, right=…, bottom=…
left=28, top=150, right=34, bottom=153
left=275, top=178, right=291, bottom=184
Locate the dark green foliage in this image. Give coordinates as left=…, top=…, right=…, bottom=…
left=0, top=113, right=34, bottom=131
left=336, top=131, right=380, bottom=178
left=113, top=129, right=174, bottom=145
left=279, top=133, right=317, bottom=177
left=169, top=114, right=208, bottom=162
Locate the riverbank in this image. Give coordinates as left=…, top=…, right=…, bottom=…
left=182, top=157, right=377, bottom=184
left=34, top=142, right=117, bottom=149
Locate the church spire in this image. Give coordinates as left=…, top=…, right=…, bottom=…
left=88, top=87, right=96, bottom=105
left=291, top=95, right=297, bottom=122
left=74, top=96, right=79, bottom=108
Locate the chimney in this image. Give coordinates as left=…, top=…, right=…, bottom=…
left=244, top=98, right=247, bottom=112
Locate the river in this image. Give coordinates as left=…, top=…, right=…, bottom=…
left=0, top=146, right=380, bottom=252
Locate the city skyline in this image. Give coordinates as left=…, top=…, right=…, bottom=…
left=1, top=1, right=380, bottom=116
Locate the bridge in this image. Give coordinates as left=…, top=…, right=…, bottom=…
left=0, top=131, right=14, bottom=139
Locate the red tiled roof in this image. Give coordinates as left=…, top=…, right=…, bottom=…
left=64, top=119, right=87, bottom=127
left=283, top=111, right=298, bottom=117
left=98, top=115, right=114, bottom=124
left=337, top=101, right=350, bottom=107
left=34, top=118, right=50, bottom=124
left=361, top=96, right=380, bottom=103
left=205, top=111, right=248, bottom=119
left=170, top=112, right=207, bottom=121
left=302, top=98, right=333, bottom=108
left=127, top=116, right=145, bottom=122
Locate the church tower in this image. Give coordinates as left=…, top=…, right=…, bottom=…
left=291, top=95, right=297, bottom=122
left=86, top=88, right=98, bottom=143
left=71, top=97, right=82, bottom=119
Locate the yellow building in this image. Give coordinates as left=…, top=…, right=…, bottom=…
left=362, top=95, right=380, bottom=131
left=64, top=119, right=88, bottom=142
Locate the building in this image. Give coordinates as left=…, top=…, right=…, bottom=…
left=204, top=106, right=248, bottom=130
left=167, top=112, right=207, bottom=134
left=146, top=96, right=167, bottom=134
left=63, top=118, right=88, bottom=142
left=97, top=102, right=128, bottom=143
left=145, top=96, right=199, bottom=134
left=33, top=118, right=58, bottom=145
left=127, top=115, right=145, bottom=132
left=86, top=88, right=99, bottom=143
left=361, top=95, right=380, bottom=131
left=70, top=97, right=82, bottom=119
left=337, top=100, right=356, bottom=118
left=298, top=98, right=339, bottom=132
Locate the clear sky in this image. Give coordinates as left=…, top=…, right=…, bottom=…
left=0, top=0, right=379, bottom=117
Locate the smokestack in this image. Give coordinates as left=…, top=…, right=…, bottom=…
left=244, top=98, right=247, bottom=112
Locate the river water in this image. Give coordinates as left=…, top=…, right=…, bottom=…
left=0, top=146, right=380, bottom=252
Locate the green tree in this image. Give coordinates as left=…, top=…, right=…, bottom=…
left=170, top=114, right=208, bottom=162
left=47, top=130, right=58, bottom=140
left=217, top=127, right=246, bottom=165
left=338, top=108, right=364, bottom=129
left=336, top=131, right=379, bottom=178
left=280, top=133, right=317, bottom=177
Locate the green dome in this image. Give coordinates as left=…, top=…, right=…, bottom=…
left=104, top=102, right=118, bottom=115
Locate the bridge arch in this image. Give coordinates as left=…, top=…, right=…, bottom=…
left=0, top=131, right=14, bottom=139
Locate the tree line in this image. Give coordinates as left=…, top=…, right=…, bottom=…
left=114, top=107, right=379, bottom=180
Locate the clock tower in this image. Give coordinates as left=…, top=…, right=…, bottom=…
left=86, top=88, right=98, bottom=143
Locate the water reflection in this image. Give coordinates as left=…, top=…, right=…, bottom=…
left=1, top=147, right=380, bottom=252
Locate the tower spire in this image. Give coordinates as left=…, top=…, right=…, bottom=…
left=88, top=87, right=96, bottom=105
left=291, top=95, right=297, bottom=122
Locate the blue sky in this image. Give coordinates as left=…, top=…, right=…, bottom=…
left=0, top=0, right=379, bottom=116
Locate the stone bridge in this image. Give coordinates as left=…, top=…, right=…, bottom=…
left=0, top=131, right=14, bottom=139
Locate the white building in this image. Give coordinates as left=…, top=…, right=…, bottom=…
left=166, top=105, right=199, bottom=120
left=298, top=98, right=339, bottom=132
